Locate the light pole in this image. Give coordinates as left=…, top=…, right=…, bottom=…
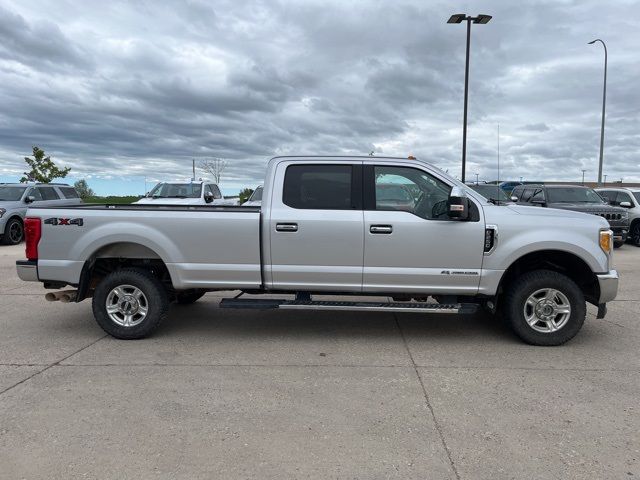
left=588, top=39, right=607, bottom=186
left=581, top=169, right=587, bottom=185
left=448, top=13, right=492, bottom=183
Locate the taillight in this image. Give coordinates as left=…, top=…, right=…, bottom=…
left=24, top=217, right=41, bottom=261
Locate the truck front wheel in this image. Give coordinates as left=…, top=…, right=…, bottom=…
left=92, top=268, right=169, bottom=339
left=503, top=270, right=586, bottom=346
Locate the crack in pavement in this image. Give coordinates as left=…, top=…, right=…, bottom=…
left=393, top=313, right=461, bottom=480
left=0, top=335, right=107, bottom=397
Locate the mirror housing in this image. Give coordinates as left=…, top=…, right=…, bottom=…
left=24, top=195, right=35, bottom=204
left=448, top=186, right=469, bottom=220
left=204, top=193, right=214, bottom=203
left=510, top=196, right=518, bottom=202
left=619, top=201, right=632, bottom=208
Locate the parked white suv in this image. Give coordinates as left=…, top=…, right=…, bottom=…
left=135, top=180, right=237, bottom=206
left=596, top=187, right=640, bottom=245
left=0, top=183, right=82, bottom=245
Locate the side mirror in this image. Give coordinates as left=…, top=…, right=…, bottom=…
left=620, top=201, right=632, bottom=208
left=204, top=193, right=214, bottom=203
left=510, top=196, right=518, bottom=202
left=24, top=196, right=35, bottom=204
left=448, top=186, right=469, bottom=220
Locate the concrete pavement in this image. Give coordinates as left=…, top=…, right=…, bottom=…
left=0, top=243, right=638, bottom=479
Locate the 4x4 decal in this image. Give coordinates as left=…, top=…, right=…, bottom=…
left=44, top=217, right=84, bottom=226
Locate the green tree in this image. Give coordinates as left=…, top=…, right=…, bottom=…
left=73, top=179, right=95, bottom=199
left=239, top=187, right=254, bottom=204
left=20, top=146, right=71, bottom=183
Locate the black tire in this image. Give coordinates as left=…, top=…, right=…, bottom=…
left=2, top=217, right=24, bottom=245
left=92, top=268, right=169, bottom=339
left=630, top=222, right=640, bottom=246
left=503, top=270, right=586, bottom=346
left=176, top=290, right=206, bottom=305
left=613, top=240, right=624, bottom=249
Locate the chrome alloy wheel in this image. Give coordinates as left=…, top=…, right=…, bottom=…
left=523, top=288, right=571, bottom=333
left=105, top=285, right=149, bottom=327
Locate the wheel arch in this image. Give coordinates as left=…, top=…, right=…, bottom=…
left=496, top=249, right=600, bottom=306
left=77, top=241, right=173, bottom=302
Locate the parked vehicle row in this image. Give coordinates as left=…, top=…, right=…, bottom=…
left=0, top=183, right=82, bottom=245
left=16, top=156, right=618, bottom=346
left=135, top=180, right=237, bottom=206
left=510, top=184, right=630, bottom=248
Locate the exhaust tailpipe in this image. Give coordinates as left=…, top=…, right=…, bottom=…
left=44, top=290, right=78, bottom=303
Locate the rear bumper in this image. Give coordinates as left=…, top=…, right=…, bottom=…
left=597, top=270, right=618, bottom=304
left=16, top=260, right=38, bottom=282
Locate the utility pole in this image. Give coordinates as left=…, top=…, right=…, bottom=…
left=588, top=39, right=607, bottom=186
left=447, top=13, right=492, bottom=182
left=192, top=159, right=196, bottom=180
left=581, top=169, right=587, bottom=185
left=603, top=174, right=607, bottom=185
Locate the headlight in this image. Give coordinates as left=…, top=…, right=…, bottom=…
left=0, top=208, right=5, bottom=218
left=599, top=229, right=613, bottom=254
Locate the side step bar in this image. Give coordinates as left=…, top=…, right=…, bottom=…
left=220, top=298, right=478, bottom=314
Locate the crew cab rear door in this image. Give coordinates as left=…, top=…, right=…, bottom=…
left=267, top=161, right=364, bottom=291
left=361, top=163, right=485, bottom=295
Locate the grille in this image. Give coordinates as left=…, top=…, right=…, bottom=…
left=594, top=212, right=621, bottom=220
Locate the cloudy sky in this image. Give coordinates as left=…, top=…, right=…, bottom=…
left=0, top=0, right=638, bottom=195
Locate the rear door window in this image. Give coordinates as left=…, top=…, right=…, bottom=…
left=283, top=165, right=355, bottom=210
left=59, top=187, right=80, bottom=199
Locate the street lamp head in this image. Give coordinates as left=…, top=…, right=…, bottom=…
left=473, top=14, right=492, bottom=24
left=447, top=14, right=466, bottom=24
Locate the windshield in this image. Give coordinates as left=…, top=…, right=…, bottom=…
left=0, top=186, right=27, bottom=201
left=471, top=185, right=510, bottom=202
left=148, top=183, right=202, bottom=198
left=248, top=186, right=263, bottom=202
left=546, top=187, right=605, bottom=204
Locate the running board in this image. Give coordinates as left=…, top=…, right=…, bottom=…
left=219, top=298, right=478, bottom=314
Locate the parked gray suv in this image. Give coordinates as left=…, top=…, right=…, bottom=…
left=0, top=183, right=82, bottom=245
left=511, top=184, right=629, bottom=247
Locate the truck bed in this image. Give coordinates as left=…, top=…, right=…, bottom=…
left=27, top=204, right=263, bottom=290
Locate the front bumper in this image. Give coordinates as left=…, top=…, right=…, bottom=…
left=610, top=226, right=628, bottom=242
left=16, top=260, right=38, bottom=282
left=597, top=270, right=619, bottom=304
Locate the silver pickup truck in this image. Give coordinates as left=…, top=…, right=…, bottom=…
left=16, top=156, right=618, bottom=346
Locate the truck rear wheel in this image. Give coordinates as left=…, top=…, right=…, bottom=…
left=503, top=270, right=586, bottom=346
left=92, top=268, right=169, bottom=339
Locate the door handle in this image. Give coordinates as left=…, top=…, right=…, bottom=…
left=370, top=225, right=393, bottom=234
left=276, top=223, right=298, bottom=232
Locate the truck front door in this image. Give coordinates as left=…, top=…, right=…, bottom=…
left=267, top=162, right=364, bottom=292
left=362, top=163, right=485, bottom=295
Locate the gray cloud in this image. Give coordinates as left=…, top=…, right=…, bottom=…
left=0, top=0, right=638, bottom=191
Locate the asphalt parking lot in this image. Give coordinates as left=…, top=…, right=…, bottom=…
left=0, top=243, right=638, bottom=479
